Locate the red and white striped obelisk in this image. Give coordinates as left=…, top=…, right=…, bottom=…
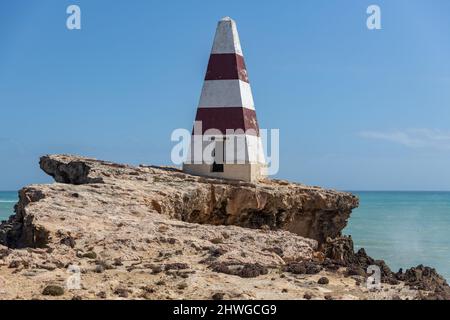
left=183, top=17, right=266, bottom=182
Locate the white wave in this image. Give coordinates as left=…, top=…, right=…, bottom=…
left=0, top=200, right=17, bottom=203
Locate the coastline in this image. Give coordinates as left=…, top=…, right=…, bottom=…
left=345, top=191, right=450, bottom=281
left=0, top=156, right=449, bottom=300
left=2, top=190, right=450, bottom=281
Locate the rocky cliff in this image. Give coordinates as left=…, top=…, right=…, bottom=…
left=0, top=155, right=448, bottom=300
left=2, top=155, right=358, bottom=248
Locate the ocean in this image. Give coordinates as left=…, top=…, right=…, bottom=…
left=0, top=191, right=17, bottom=222
left=0, top=191, right=449, bottom=280
left=344, top=191, right=450, bottom=281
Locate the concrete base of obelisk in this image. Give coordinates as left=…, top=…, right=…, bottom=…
left=183, top=163, right=267, bottom=182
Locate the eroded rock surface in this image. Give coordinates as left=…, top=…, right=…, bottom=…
left=0, top=155, right=448, bottom=300
left=37, top=155, right=358, bottom=244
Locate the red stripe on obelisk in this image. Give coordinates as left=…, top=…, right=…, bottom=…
left=194, top=107, right=259, bottom=136
left=205, top=54, right=249, bottom=83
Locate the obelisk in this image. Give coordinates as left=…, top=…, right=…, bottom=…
left=183, top=17, right=266, bottom=182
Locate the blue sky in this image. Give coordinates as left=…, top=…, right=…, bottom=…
left=1, top=0, right=450, bottom=191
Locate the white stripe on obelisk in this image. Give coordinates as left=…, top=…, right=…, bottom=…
left=211, top=17, right=243, bottom=56
left=198, top=80, right=255, bottom=110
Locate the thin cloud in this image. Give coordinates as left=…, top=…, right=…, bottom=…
left=359, top=129, right=450, bottom=150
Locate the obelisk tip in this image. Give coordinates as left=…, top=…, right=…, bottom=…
left=220, top=16, right=233, bottom=22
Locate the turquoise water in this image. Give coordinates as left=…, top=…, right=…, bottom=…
left=345, top=192, right=450, bottom=281
left=0, top=191, right=17, bottom=221
left=0, top=190, right=449, bottom=280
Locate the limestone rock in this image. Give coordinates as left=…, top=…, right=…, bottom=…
left=0, top=155, right=447, bottom=300
left=37, top=154, right=358, bottom=244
